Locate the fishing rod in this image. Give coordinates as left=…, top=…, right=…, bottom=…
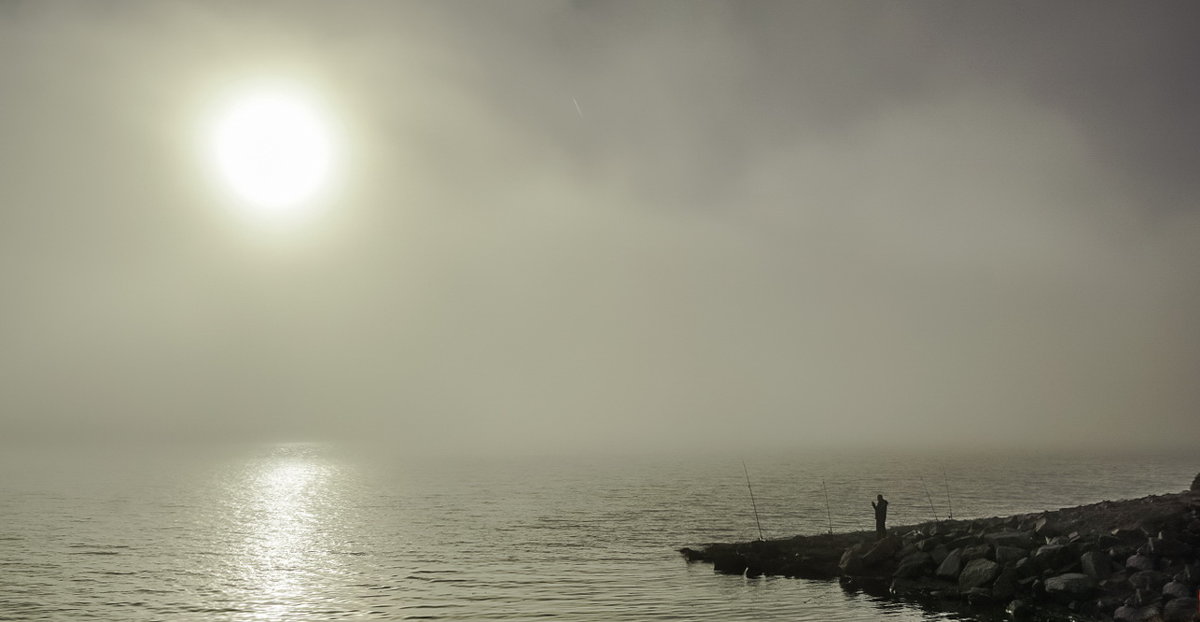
left=943, top=467, right=954, bottom=520
left=920, top=476, right=939, bottom=523
left=742, top=460, right=766, bottom=541
left=821, top=479, right=833, bottom=535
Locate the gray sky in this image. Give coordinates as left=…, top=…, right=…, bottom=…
left=1, top=1, right=1198, bottom=454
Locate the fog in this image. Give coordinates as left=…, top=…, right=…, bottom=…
left=2, top=1, right=1198, bottom=455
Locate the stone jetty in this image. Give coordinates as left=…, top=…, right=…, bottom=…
left=681, top=477, right=1200, bottom=621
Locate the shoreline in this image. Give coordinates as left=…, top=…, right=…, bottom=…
left=681, top=482, right=1200, bottom=621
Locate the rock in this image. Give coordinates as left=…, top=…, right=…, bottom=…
left=1044, top=573, right=1097, bottom=596
left=1014, top=556, right=1037, bottom=578
left=1129, top=588, right=1161, bottom=607
left=1113, top=528, right=1143, bottom=541
left=1081, top=550, right=1113, bottom=579
left=1191, top=472, right=1200, bottom=492
left=944, top=536, right=976, bottom=550
left=985, top=530, right=1035, bottom=549
left=838, top=550, right=864, bottom=575
left=1130, top=570, right=1171, bottom=592
left=936, top=548, right=964, bottom=579
left=915, top=537, right=941, bottom=552
left=1033, top=544, right=1075, bottom=570
left=963, top=586, right=993, bottom=604
left=1163, top=597, right=1198, bottom=622
left=1114, top=604, right=1166, bottom=622
left=995, top=545, right=1025, bottom=564
left=930, top=544, right=949, bottom=566
left=893, top=552, right=933, bottom=578
left=959, top=558, right=1000, bottom=591
left=1162, top=580, right=1191, bottom=600
left=890, top=576, right=957, bottom=598
left=1150, top=536, right=1192, bottom=559
left=1035, top=516, right=1061, bottom=538
left=992, top=565, right=1018, bottom=600
left=861, top=537, right=900, bottom=568
left=1127, top=554, right=1157, bottom=572
left=1006, top=599, right=1034, bottom=620
left=959, top=544, right=992, bottom=562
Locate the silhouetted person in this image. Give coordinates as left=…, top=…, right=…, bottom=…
left=872, top=494, right=889, bottom=539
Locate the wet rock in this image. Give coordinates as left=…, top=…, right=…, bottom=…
left=839, top=543, right=868, bottom=575
left=1163, top=597, right=1198, bottom=622
left=1081, top=550, right=1113, bottom=579
left=890, top=576, right=956, bottom=598
left=894, top=552, right=933, bottom=578
left=1127, top=554, right=1157, bottom=572
left=1005, top=599, right=1034, bottom=620
left=959, top=558, right=1000, bottom=591
left=936, top=548, right=964, bottom=579
left=963, top=586, right=993, bottom=605
left=861, top=537, right=900, bottom=568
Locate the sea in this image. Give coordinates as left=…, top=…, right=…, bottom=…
left=0, top=442, right=1194, bottom=621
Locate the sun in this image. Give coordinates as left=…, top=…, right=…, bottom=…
left=208, top=84, right=337, bottom=219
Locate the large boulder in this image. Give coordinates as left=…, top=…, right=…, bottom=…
left=936, top=548, right=964, bottom=579
left=959, top=558, right=1000, bottom=591
left=862, top=537, right=900, bottom=568
left=1044, top=573, right=1096, bottom=596
left=894, top=552, right=934, bottom=578
left=839, top=543, right=868, bottom=575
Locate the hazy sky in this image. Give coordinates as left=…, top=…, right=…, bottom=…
left=2, top=1, right=1198, bottom=454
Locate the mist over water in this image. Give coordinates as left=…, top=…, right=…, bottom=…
left=2, top=2, right=1199, bottom=454
left=1, top=443, right=1194, bottom=621
left=2, top=3, right=1199, bottom=619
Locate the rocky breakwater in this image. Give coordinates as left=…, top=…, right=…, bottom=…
left=681, top=477, right=1200, bottom=621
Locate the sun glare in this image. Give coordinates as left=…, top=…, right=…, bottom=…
left=208, top=84, right=337, bottom=220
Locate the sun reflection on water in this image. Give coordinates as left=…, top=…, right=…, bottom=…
left=232, top=443, right=339, bottom=621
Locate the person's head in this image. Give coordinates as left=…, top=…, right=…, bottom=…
left=877, top=494, right=884, bottom=501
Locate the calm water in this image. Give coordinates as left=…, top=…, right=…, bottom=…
left=0, top=443, right=1194, bottom=621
